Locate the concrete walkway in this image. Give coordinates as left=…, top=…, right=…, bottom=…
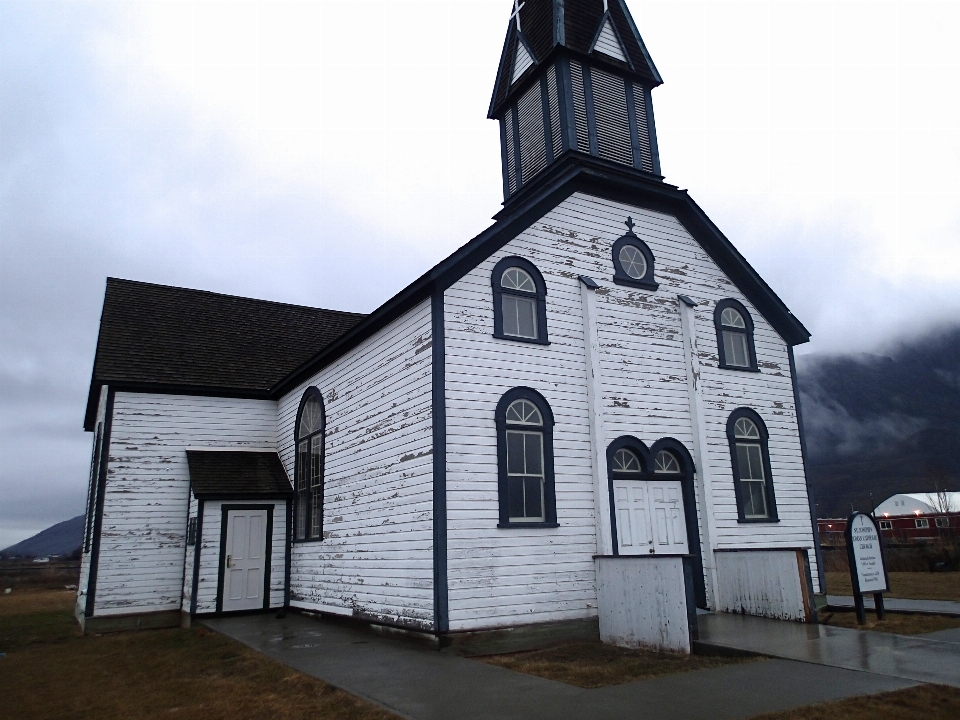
left=698, top=612, right=960, bottom=688
left=826, top=595, right=960, bottom=616
left=206, top=613, right=914, bottom=720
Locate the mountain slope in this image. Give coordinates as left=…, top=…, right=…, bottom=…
left=1, top=515, right=84, bottom=558
left=796, top=326, right=960, bottom=517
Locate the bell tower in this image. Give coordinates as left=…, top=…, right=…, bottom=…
left=490, top=0, right=663, bottom=202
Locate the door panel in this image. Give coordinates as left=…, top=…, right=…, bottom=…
left=222, top=509, right=268, bottom=612
left=613, top=479, right=687, bottom=555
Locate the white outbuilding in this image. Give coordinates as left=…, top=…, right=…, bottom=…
left=875, top=493, right=960, bottom=517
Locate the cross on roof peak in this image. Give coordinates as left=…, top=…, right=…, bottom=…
left=510, top=0, right=525, bottom=32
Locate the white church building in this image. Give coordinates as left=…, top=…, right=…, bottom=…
left=77, top=0, right=822, bottom=650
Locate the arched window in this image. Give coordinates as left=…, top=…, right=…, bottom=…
left=295, top=388, right=325, bottom=541
left=611, top=220, right=658, bottom=290
left=727, top=408, right=778, bottom=522
left=496, top=387, right=557, bottom=527
left=611, top=448, right=642, bottom=474
left=714, top=299, right=758, bottom=370
left=653, top=449, right=681, bottom=474
left=491, top=256, right=548, bottom=344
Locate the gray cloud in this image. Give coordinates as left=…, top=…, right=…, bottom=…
left=3, top=1, right=959, bottom=547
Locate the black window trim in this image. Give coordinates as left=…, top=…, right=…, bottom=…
left=496, top=387, right=558, bottom=528
left=491, top=256, right=550, bottom=345
left=293, top=386, right=326, bottom=543
left=611, top=229, right=659, bottom=291
left=714, top=298, right=759, bottom=371
left=726, top=408, right=779, bottom=523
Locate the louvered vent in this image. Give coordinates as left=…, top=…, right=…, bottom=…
left=632, top=83, right=653, bottom=172
left=593, top=19, right=627, bottom=62
left=517, top=81, right=547, bottom=183
left=591, top=69, right=633, bottom=167
left=512, top=40, right=535, bottom=84
left=547, top=66, right=562, bottom=160
left=570, top=61, right=590, bottom=153
left=504, top=108, right=517, bottom=194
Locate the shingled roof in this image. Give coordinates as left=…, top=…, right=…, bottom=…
left=84, top=278, right=365, bottom=429
left=186, top=451, right=292, bottom=498
left=489, top=0, right=662, bottom=117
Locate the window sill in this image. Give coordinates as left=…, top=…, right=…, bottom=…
left=292, top=537, right=326, bottom=544
left=613, top=277, right=659, bottom=291
left=492, top=333, right=550, bottom=346
left=497, top=522, right=560, bottom=529
left=736, top=517, right=780, bottom=524
left=718, top=364, right=761, bottom=373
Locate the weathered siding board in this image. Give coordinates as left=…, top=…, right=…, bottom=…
left=277, top=299, right=435, bottom=630
left=77, top=385, right=109, bottom=618
left=715, top=550, right=810, bottom=620
left=444, top=192, right=817, bottom=630
left=92, top=394, right=277, bottom=616
left=193, top=500, right=286, bottom=613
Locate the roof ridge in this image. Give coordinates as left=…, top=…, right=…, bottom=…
left=105, top=277, right=367, bottom=319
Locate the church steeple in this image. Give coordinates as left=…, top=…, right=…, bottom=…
left=490, top=0, right=663, bottom=202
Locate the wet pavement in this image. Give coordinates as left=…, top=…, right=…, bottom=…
left=826, top=595, right=960, bottom=616
left=698, top=612, right=960, bottom=688
left=206, top=613, right=916, bottom=720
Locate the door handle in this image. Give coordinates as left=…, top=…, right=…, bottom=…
left=226, top=555, right=232, bottom=568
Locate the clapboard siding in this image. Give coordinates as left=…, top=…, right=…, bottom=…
left=192, top=499, right=286, bottom=613
left=92, top=394, right=278, bottom=616
left=444, top=192, right=817, bottom=629
left=277, top=299, right=435, bottom=631
left=76, top=385, right=109, bottom=618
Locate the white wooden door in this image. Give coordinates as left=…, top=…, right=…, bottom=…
left=222, top=509, right=268, bottom=612
left=612, top=480, right=687, bottom=555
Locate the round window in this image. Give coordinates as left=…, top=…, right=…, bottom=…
left=618, top=244, right=647, bottom=280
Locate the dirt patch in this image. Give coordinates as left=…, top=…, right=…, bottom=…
left=747, top=683, right=960, bottom=720
left=478, top=640, right=758, bottom=688
left=0, top=590, right=399, bottom=720
left=818, top=609, right=960, bottom=634
left=825, top=571, right=960, bottom=601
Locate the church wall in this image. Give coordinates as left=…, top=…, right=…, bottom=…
left=91, top=393, right=278, bottom=616
left=277, top=299, right=435, bottom=631
left=443, top=192, right=817, bottom=631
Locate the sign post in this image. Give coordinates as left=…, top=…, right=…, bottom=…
left=844, top=512, right=890, bottom=624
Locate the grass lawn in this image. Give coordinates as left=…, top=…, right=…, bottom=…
left=817, top=608, right=960, bottom=634
left=747, top=684, right=960, bottom=719
left=825, top=571, right=960, bottom=601
left=478, top=640, right=756, bottom=688
left=0, top=590, right=399, bottom=720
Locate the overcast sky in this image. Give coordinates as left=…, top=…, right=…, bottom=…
left=2, top=0, right=958, bottom=549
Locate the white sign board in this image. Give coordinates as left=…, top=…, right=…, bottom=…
left=848, top=513, right=888, bottom=593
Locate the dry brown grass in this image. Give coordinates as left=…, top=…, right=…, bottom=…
left=747, top=684, right=960, bottom=720
left=825, top=571, right=960, bottom=601
left=478, top=640, right=756, bottom=688
left=0, top=588, right=77, bottom=616
left=817, top=608, right=960, bottom=634
left=0, top=590, right=398, bottom=720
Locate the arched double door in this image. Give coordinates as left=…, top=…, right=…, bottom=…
left=606, top=437, right=706, bottom=607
